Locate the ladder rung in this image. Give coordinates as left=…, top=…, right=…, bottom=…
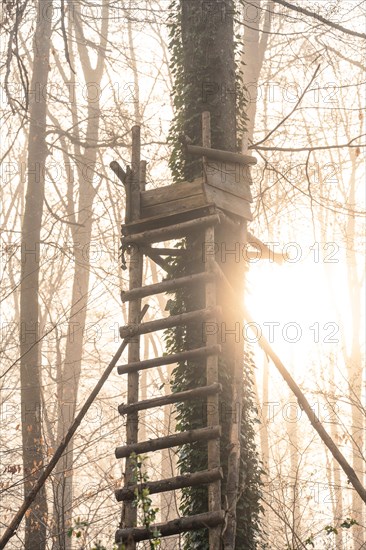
left=118, top=383, right=222, bottom=415
left=115, top=467, right=223, bottom=501
left=121, top=271, right=215, bottom=302
left=115, top=425, right=221, bottom=458
left=121, top=213, right=220, bottom=244
left=115, top=510, right=225, bottom=543
left=117, top=344, right=221, bottom=374
left=186, top=143, right=257, bottom=165
left=119, top=306, right=220, bottom=338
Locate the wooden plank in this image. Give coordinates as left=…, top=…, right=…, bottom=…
left=119, top=306, right=221, bottom=338
left=115, top=510, right=225, bottom=543
left=115, top=425, right=221, bottom=458
left=122, top=205, right=216, bottom=236
left=118, top=383, right=222, bottom=415
left=115, top=468, right=223, bottom=501
left=140, top=178, right=209, bottom=225
left=121, top=271, right=215, bottom=302
left=206, top=162, right=253, bottom=201
left=141, top=192, right=207, bottom=219
left=117, top=344, right=221, bottom=374
left=141, top=179, right=203, bottom=207
left=121, top=213, right=221, bottom=244
left=186, top=143, right=257, bottom=165
left=205, top=185, right=253, bottom=221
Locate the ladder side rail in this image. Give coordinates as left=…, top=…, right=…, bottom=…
left=202, top=111, right=222, bottom=550
left=205, top=224, right=222, bottom=550
left=121, top=127, right=143, bottom=548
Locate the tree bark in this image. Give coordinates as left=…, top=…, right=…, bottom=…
left=241, top=0, right=273, bottom=152
left=178, top=3, right=250, bottom=548
left=53, top=3, right=109, bottom=547
left=20, top=2, right=53, bottom=547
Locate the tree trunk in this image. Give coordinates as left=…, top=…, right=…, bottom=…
left=52, top=3, right=109, bottom=547
left=171, top=2, right=260, bottom=548
left=241, top=0, right=273, bottom=152
left=20, top=1, right=53, bottom=547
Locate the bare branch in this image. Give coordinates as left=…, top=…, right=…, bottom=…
left=251, top=134, right=366, bottom=152
left=60, top=0, right=75, bottom=74
left=252, top=64, right=320, bottom=147
left=272, top=0, right=366, bottom=40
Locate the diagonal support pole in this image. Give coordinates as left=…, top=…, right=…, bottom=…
left=0, top=306, right=149, bottom=550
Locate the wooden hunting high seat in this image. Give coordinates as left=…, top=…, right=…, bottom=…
left=111, top=114, right=256, bottom=549
left=120, top=142, right=256, bottom=240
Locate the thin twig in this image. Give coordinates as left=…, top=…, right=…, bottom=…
left=252, top=64, right=321, bottom=147
left=60, top=0, right=76, bottom=74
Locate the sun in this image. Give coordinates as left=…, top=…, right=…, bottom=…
left=245, top=249, right=348, bottom=366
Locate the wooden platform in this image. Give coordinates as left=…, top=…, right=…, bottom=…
left=140, top=164, right=253, bottom=222
left=120, top=144, right=256, bottom=237
left=121, top=204, right=216, bottom=236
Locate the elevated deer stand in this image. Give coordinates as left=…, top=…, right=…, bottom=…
left=111, top=112, right=256, bottom=549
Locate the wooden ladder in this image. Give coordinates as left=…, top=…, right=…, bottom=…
left=112, top=123, right=227, bottom=549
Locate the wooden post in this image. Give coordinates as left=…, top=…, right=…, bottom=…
left=223, top=302, right=244, bottom=549
left=202, top=111, right=222, bottom=549
left=121, top=126, right=142, bottom=550
left=130, top=125, right=141, bottom=219
left=205, top=225, right=221, bottom=550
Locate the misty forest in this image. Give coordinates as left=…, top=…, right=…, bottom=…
left=0, top=1, right=365, bottom=549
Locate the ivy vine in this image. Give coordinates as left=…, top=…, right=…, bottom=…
left=131, top=453, right=161, bottom=549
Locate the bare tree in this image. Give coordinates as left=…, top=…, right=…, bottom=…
left=51, top=3, right=110, bottom=547
left=19, top=1, right=53, bottom=547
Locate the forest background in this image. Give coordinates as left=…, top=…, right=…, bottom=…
left=0, top=1, right=365, bottom=549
